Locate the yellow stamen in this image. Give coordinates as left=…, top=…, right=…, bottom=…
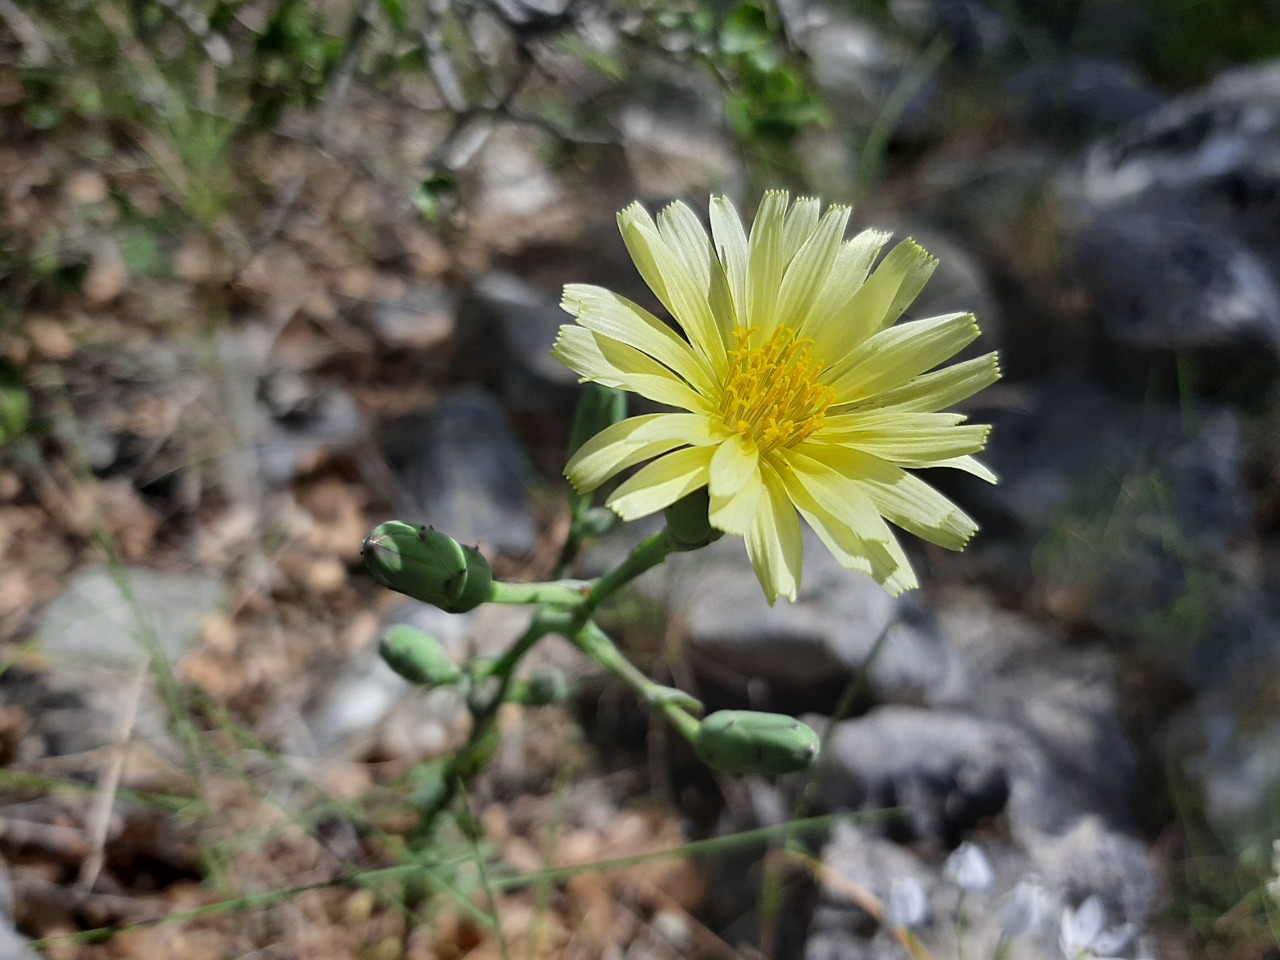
left=719, top=326, right=835, bottom=455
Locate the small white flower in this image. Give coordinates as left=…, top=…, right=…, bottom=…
left=997, top=878, right=1055, bottom=938
left=943, top=841, right=995, bottom=893
left=1059, top=895, right=1135, bottom=959
left=885, top=876, right=931, bottom=930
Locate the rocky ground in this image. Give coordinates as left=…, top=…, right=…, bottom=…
left=3, top=0, right=1280, bottom=957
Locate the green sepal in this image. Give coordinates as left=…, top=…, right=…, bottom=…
left=567, top=385, right=627, bottom=522
left=362, top=521, right=493, bottom=613
left=379, top=625, right=463, bottom=687
left=663, top=487, right=723, bottom=552
left=568, top=383, right=627, bottom=461
left=694, top=710, right=820, bottom=776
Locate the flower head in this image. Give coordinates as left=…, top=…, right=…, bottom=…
left=554, top=193, right=998, bottom=603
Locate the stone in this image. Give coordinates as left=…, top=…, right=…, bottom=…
left=1072, top=197, right=1280, bottom=396
left=360, top=282, right=456, bottom=350
left=36, top=566, right=224, bottom=669
left=27, top=566, right=224, bottom=756
left=812, top=706, right=1066, bottom=843
left=305, top=602, right=472, bottom=757
left=619, top=77, right=741, bottom=198
left=930, top=600, right=1138, bottom=828
left=888, top=0, right=1013, bottom=62
left=807, top=826, right=1053, bottom=960
left=777, top=3, right=938, bottom=140
left=381, top=389, right=538, bottom=556
left=1067, top=58, right=1280, bottom=394
left=957, top=377, right=1255, bottom=671
left=1009, top=57, right=1164, bottom=139
left=1079, top=59, right=1280, bottom=260
left=454, top=272, right=582, bottom=418
left=673, top=530, right=956, bottom=711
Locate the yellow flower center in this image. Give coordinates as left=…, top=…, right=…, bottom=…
left=719, top=326, right=835, bottom=455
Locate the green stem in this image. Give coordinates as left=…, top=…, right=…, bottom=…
left=488, top=579, right=591, bottom=607
left=580, top=530, right=675, bottom=616
left=571, top=620, right=698, bottom=743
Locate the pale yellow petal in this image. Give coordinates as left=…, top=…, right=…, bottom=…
left=744, top=464, right=803, bottom=604
left=566, top=413, right=718, bottom=492
left=606, top=445, right=714, bottom=520
left=708, top=433, right=762, bottom=535
left=913, top=454, right=999, bottom=483
left=746, top=190, right=789, bottom=334
left=800, top=227, right=892, bottom=348
left=863, top=352, right=1000, bottom=413
left=775, top=204, right=850, bottom=332
left=618, top=203, right=726, bottom=372
left=812, top=239, right=939, bottom=361
left=818, top=410, right=992, bottom=463
left=553, top=326, right=713, bottom=412
left=826, top=312, right=980, bottom=405
left=796, top=443, right=978, bottom=550
left=563, top=284, right=718, bottom=397
left=709, top=195, right=750, bottom=333
left=657, top=202, right=737, bottom=346
left=782, top=197, right=821, bottom=263
left=776, top=449, right=894, bottom=542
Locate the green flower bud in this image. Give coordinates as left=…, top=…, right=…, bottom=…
left=694, top=710, right=820, bottom=776
left=379, top=625, right=462, bottom=686
left=663, top=487, right=723, bottom=552
left=362, top=521, right=493, bottom=613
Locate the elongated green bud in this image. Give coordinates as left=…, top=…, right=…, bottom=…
left=379, top=625, right=462, bottom=686
left=362, top=521, right=493, bottom=613
left=663, top=487, right=723, bottom=551
left=694, top=710, right=820, bottom=776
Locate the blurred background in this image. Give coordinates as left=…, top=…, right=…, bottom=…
left=3, top=0, right=1280, bottom=957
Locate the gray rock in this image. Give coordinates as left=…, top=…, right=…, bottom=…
left=778, top=4, right=938, bottom=140
left=1009, top=57, right=1164, bottom=138
left=1028, top=817, right=1156, bottom=925
left=813, top=706, right=1072, bottom=842
left=27, top=566, right=224, bottom=756
left=960, top=377, right=1255, bottom=669
left=619, top=80, right=741, bottom=199
left=1068, top=59, right=1280, bottom=392
left=1080, top=59, right=1280, bottom=259
left=382, top=389, right=538, bottom=556
left=809, top=708, right=1156, bottom=955
left=1167, top=654, right=1280, bottom=861
left=674, top=530, right=957, bottom=709
left=255, top=370, right=366, bottom=486
left=931, top=601, right=1137, bottom=827
left=454, top=272, right=582, bottom=418
left=0, top=859, right=38, bottom=960
left=306, top=603, right=470, bottom=758
left=888, top=0, right=1013, bottom=62
left=37, top=566, right=224, bottom=669
left=807, top=826, right=1055, bottom=960
left=360, top=282, right=456, bottom=350
left=1073, top=198, right=1280, bottom=393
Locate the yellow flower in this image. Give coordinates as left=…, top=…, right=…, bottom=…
left=554, top=192, right=999, bottom=603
